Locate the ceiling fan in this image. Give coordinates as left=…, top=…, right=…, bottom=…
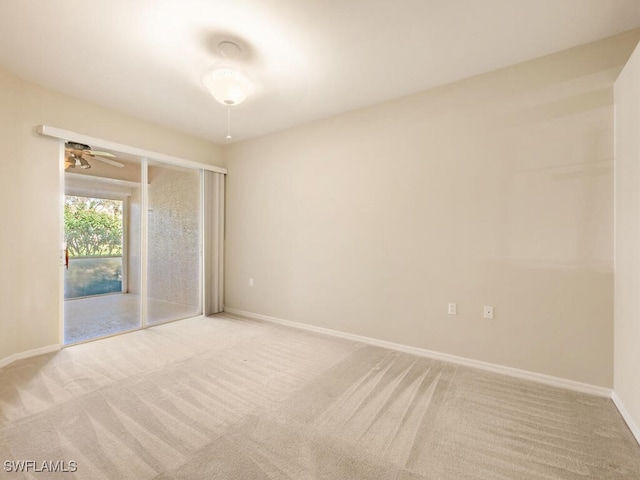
left=64, top=142, right=125, bottom=170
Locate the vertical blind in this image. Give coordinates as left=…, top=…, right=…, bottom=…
left=204, top=171, right=225, bottom=314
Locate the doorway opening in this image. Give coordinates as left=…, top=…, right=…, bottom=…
left=63, top=166, right=142, bottom=344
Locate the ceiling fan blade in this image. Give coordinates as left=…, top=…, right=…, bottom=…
left=88, top=155, right=125, bottom=168
left=85, top=150, right=116, bottom=158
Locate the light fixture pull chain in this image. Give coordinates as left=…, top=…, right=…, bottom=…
left=226, top=106, right=232, bottom=139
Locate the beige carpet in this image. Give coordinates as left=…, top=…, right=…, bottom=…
left=0, top=314, right=638, bottom=479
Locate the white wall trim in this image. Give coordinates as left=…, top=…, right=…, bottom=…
left=37, top=125, right=227, bottom=174
left=612, top=391, right=640, bottom=446
left=224, top=308, right=612, bottom=398
left=0, top=344, right=61, bottom=369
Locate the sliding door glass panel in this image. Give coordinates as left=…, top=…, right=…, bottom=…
left=147, top=162, right=202, bottom=325
left=64, top=165, right=142, bottom=344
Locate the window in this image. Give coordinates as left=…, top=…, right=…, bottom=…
left=64, top=195, right=124, bottom=299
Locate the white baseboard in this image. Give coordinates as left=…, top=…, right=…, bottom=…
left=223, top=308, right=612, bottom=398
left=612, top=391, right=640, bottom=446
left=0, top=344, right=61, bottom=369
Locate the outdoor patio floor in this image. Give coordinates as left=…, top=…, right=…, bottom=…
left=64, top=293, right=201, bottom=344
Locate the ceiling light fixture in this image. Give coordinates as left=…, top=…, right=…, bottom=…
left=202, top=40, right=254, bottom=140
left=203, top=67, right=254, bottom=106
left=202, top=63, right=254, bottom=139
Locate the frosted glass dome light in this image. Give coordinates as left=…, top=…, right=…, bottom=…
left=202, top=67, right=254, bottom=106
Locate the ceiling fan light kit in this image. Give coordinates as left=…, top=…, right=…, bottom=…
left=78, top=156, right=91, bottom=169
left=66, top=153, right=90, bottom=169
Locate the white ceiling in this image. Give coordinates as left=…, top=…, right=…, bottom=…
left=1, top=0, right=640, bottom=144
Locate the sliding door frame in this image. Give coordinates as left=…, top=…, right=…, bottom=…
left=141, top=157, right=149, bottom=329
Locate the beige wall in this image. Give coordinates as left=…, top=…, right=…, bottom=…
left=614, top=42, right=640, bottom=434
left=224, top=30, right=640, bottom=387
left=0, top=66, right=222, bottom=361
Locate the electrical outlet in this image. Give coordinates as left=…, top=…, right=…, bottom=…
left=249, top=278, right=254, bottom=287
left=483, top=305, right=494, bottom=319
left=448, top=303, right=457, bottom=315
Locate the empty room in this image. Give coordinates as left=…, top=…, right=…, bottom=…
left=1, top=1, right=640, bottom=479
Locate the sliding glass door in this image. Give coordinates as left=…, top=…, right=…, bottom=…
left=60, top=140, right=219, bottom=345
left=146, top=161, right=202, bottom=325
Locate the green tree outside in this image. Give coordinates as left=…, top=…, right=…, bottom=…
left=65, top=196, right=123, bottom=257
